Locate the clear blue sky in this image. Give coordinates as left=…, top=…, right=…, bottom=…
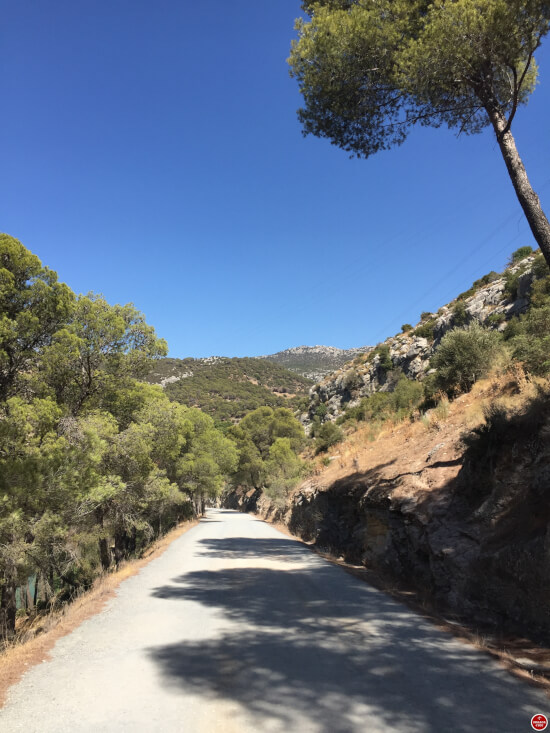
left=2, top=1, right=549, bottom=357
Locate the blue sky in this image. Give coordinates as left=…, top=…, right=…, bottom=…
left=2, top=1, right=549, bottom=357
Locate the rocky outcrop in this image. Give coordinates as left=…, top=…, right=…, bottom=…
left=306, top=255, right=539, bottom=423
left=259, top=345, right=372, bottom=381
left=226, top=389, right=550, bottom=641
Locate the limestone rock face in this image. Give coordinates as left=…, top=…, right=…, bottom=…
left=306, top=255, right=539, bottom=423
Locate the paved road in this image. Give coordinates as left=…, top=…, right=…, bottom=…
left=0, top=509, right=547, bottom=732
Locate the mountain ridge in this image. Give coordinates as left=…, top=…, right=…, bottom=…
left=259, top=344, right=371, bottom=381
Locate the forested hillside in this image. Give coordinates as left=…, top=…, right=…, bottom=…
left=0, top=234, right=308, bottom=642
left=147, top=357, right=313, bottom=424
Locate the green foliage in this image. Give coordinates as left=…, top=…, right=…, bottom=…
left=314, top=402, right=329, bottom=421
left=452, top=302, right=469, bottom=327
left=339, top=376, right=424, bottom=425
left=314, top=421, right=343, bottom=454
left=289, top=1, right=547, bottom=156
left=420, top=312, right=432, bottom=322
left=227, top=406, right=305, bottom=492
left=342, top=367, right=361, bottom=390
left=151, top=357, right=312, bottom=423
left=431, top=323, right=504, bottom=393
left=456, top=288, right=476, bottom=302
left=472, top=271, right=499, bottom=288
left=532, top=253, right=549, bottom=279
left=509, top=246, right=534, bottom=264
left=413, top=319, right=436, bottom=341
left=372, top=344, right=393, bottom=372
left=504, top=269, right=524, bottom=298
left=0, top=236, right=237, bottom=638
left=263, top=438, right=305, bottom=505
left=0, top=233, right=74, bottom=401
left=401, top=324, right=413, bottom=333
left=507, top=274, right=550, bottom=374
left=486, top=312, right=506, bottom=326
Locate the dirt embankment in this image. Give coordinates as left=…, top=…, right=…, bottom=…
left=226, top=377, right=550, bottom=644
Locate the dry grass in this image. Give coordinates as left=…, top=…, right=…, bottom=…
left=279, top=372, right=550, bottom=693
left=0, top=518, right=197, bottom=709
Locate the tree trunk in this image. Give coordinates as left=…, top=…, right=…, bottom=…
left=95, top=508, right=111, bottom=570
left=99, top=538, right=111, bottom=571
left=488, top=108, right=550, bottom=267
left=0, top=579, right=17, bottom=640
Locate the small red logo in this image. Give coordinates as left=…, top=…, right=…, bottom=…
left=532, top=714, right=548, bottom=731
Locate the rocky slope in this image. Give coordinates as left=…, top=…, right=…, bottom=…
left=226, top=376, right=550, bottom=641
left=259, top=345, right=371, bottom=381
left=306, top=254, right=539, bottom=423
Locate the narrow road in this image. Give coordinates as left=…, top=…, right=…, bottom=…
left=0, top=509, right=547, bottom=732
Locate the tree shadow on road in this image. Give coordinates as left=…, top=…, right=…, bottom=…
left=147, top=539, right=544, bottom=732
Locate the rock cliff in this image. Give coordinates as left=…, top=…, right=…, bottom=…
left=307, top=255, right=539, bottom=423
left=226, top=378, right=550, bottom=642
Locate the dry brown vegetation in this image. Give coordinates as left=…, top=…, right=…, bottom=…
left=254, top=367, right=550, bottom=693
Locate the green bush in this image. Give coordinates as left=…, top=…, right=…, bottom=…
left=371, top=344, right=393, bottom=372
left=314, top=422, right=343, bottom=454
left=338, top=377, right=424, bottom=424
left=420, top=311, right=432, bottom=321
left=452, top=301, right=468, bottom=326
left=531, top=253, right=549, bottom=280
left=431, top=323, right=504, bottom=393
left=342, top=368, right=361, bottom=390
left=391, top=378, right=424, bottom=414
left=456, top=287, right=476, bottom=301
left=486, top=312, right=506, bottom=326
left=473, top=271, right=499, bottom=288
left=509, top=303, right=550, bottom=375
left=315, top=403, right=328, bottom=421
left=401, top=323, right=413, bottom=333
left=504, top=269, right=522, bottom=298
left=413, top=319, right=436, bottom=341
left=509, top=245, right=533, bottom=264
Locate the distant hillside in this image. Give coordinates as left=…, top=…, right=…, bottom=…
left=306, top=250, right=545, bottom=423
left=259, top=345, right=371, bottom=381
left=146, top=357, right=313, bottom=424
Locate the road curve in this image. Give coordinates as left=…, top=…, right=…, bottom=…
left=0, top=509, right=547, bottom=732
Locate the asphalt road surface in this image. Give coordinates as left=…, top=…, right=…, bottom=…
left=0, top=509, right=547, bottom=732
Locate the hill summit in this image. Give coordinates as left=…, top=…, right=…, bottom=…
left=259, top=345, right=371, bottom=381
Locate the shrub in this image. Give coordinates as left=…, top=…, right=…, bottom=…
left=473, top=271, right=499, bottom=288
left=413, top=319, right=436, bottom=341
left=338, top=377, right=423, bottom=424
left=509, top=245, right=533, bottom=265
left=342, top=368, right=361, bottom=391
left=530, top=273, right=550, bottom=307
left=504, top=269, right=522, bottom=298
left=372, top=344, right=393, bottom=373
left=420, top=311, right=432, bottom=321
left=401, top=324, right=413, bottom=333
left=531, top=253, right=549, bottom=280
left=391, top=377, right=424, bottom=414
left=452, top=301, right=468, bottom=326
left=314, top=422, right=343, bottom=454
left=456, top=287, right=476, bottom=301
left=315, top=403, right=328, bottom=421
left=509, top=302, right=550, bottom=375
left=431, top=323, right=504, bottom=393
left=486, top=312, right=506, bottom=326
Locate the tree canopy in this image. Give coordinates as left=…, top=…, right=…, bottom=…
left=289, top=0, right=550, bottom=262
